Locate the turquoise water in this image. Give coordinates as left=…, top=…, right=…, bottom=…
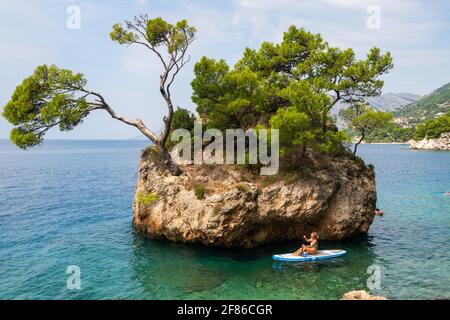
left=0, top=140, right=449, bottom=300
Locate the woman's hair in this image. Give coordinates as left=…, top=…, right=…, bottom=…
left=312, top=232, right=319, bottom=239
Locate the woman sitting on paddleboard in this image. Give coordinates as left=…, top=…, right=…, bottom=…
left=294, top=232, right=319, bottom=256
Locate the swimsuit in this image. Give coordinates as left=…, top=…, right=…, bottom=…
left=309, top=240, right=318, bottom=251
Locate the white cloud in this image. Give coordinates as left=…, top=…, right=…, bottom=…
left=1, top=0, right=449, bottom=139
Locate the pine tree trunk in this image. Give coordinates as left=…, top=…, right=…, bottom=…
left=354, top=135, right=365, bottom=155
left=159, top=146, right=182, bottom=176
left=300, top=144, right=307, bottom=158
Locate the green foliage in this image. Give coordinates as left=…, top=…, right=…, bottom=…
left=342, top=104, right=394, bottom=134
left=192, top=57, right=262, bottom=130
left=314, top=130, right=350, bottom=155
left=2, top=65, right=92, bottom=149
left=362, top=124, right=415, bottom=143
left=194, top=184, right=206, bottom=200
left=269, top=107, right=311, bottom=156
left=167, top=107, right=196, bottom=151
left=413, top=112, right=450, bottom=140
left=236, top=183, right=250, bottom=193
left=110, top=23, right=137, bottom=44
left=146, top=17, right=172, bottom=46
left=192, top=25, right=392, bottom=158
left=171, top=107, right=195, bottom=131
left=111, top=16, right=196, bottom=54
left=341, top=103, right=393, bottom=153
left=137, top=192, right=159, bottom=206
left=352, top=111, right=394, bottom=134
left=9, top=128, right=41, bottom=149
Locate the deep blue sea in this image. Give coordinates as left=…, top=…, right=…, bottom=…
left=0, top=140, right=449, bottom=300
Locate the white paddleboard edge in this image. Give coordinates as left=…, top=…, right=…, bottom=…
left=272, top=250, right=347, bottom=262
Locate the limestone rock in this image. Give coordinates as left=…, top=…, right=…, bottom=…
left=341, top=290, right=387, bottom=300
left=133, top=155, right=377, bottom=248
left=409, top=132, right=450, bottom=151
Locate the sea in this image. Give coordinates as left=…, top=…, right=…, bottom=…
left=0, top=140, right=449, bottom=299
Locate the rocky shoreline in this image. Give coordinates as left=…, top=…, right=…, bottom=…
left=409, top=133, right=450, bottom=151
left=132, top=153, right=377, bottom=248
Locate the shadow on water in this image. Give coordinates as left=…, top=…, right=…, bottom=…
left=130, top=231, right=380, bottom=299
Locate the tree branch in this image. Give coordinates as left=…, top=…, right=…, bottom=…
left=82, top=89, right=159, bottom=143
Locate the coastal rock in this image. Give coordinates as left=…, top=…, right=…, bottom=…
left=409, top=132, right=450, bottom=151
left=341, top=290, right=387, bottom=300
left=133, top=155, right=377, bottom=248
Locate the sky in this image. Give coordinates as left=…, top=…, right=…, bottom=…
left=1, top=0, right=450, bottom=140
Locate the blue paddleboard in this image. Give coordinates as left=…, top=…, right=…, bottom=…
left=272, top=250, right=346, bottom=262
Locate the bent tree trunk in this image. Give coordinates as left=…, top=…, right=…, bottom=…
left=300, top=144, right=307, bottom=158
left=100, top=94, right=182, bottom=176
left=354, top=135, right=365, bottom=155
left=158, top=145, right=182, bottom=176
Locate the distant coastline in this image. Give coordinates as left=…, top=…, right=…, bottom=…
left=361, top=142, right=409, bottom=145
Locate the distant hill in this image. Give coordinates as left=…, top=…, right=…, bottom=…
left=331, top=92, right=421, bottom=115
left=366, top=93, right=421, bottom=111
left=334, top=83, right=450, bottom=142
left=332, top=92, right=421, bottom=129
left=394, top=82, right=450, bottom=125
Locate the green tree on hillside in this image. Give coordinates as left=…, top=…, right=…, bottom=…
left=394, top=82, right=450, bottom=122
left=341, top=103, right=394, bottom=154
left=413, top=112, right=450, bottom=140
left=2, top=14, right=196, bottom=176
left=363, top=124, right=415, bottom=143
left=192, top=26, right=393, bottom=158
